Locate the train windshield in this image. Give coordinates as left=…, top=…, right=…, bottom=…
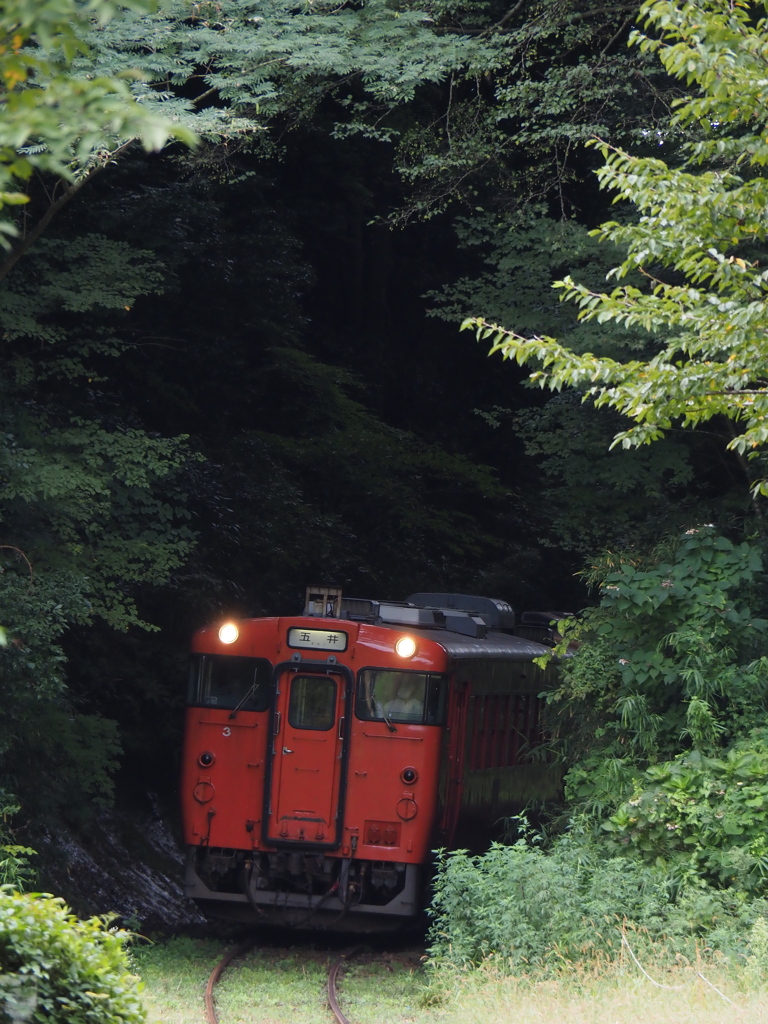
left=187, top=654, right=271, bottom=711
left=356, top=670, right=448, bottom=725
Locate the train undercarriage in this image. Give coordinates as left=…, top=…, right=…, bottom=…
left=185, top=846, right=423, bottom=930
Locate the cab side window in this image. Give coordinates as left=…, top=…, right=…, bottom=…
left=356, top=670, right=447, bottom=724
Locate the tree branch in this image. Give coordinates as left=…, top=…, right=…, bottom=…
left=480, top=0, right=526, bottom=39
left=0, top=139, right=136, bottom=284
left=601, top=14, right=633, bottom=56
left=0, top=546, right=34, bottom=585
left=436, top=3, right=638, bottom=37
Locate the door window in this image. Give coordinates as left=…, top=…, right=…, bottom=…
left=287, top=675, right=336, bottom=731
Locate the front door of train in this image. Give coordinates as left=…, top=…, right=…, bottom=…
left=265, top=665, right=350, bottom=847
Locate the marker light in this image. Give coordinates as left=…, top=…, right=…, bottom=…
left=218, top=622, right=239, bottom=644
left=395, top=635, right=417, bottom=659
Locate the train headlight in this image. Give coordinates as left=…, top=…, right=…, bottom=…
left=395, top=635, right=417, bottom=659
left=218, top=622, right=239, bottom=644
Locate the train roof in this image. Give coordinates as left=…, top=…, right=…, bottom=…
left=403, top=627, right=551, bottom=661
left=300, top=585, right=569, bottom=663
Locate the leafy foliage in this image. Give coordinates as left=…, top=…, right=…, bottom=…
left=0, top=229, right=199, bottom=815
left=82, top=0, right=483, bottom=153
left=464, top=0, right=768, bottom=494
left=0, top=233, right=198, bottom=628
left=390, top=0, right=668, bottom=220
left=427, top=824, right=766, bottom=969
left=0, top=891, right=144, bottom=1024
left=0, top=800, right=35, bottom=892
left=531, top=527, right=768, bottom=900
left=80, top=0, right=669, bottom=223
left=0, top=0, right=194, bottom=235
left=513, top=396, right=712, bottom=554
left=180, top=344, right=515, bottom=606
left=5, top=1, right=761, bottom=933
left=550, top=528, right=768, bottom=782
left=607, top=732, right=768, bottom=894
left=426, top=209, right=728, bottom=555
left=426, top=211, right=618, bottom=333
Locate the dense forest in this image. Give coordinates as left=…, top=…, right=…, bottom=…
left=3, top=0, right=768, bottom=964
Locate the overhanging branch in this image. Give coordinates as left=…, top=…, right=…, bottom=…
left=0, top=139, right=136, bottom=284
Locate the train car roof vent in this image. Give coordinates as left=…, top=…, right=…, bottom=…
left=339, top=597, right=380, bottom=622
left=377, top=603, right=436, bottom=627
left=406, top=593, right=515, bottom=631
left=443, top=612, right=488, bottom=638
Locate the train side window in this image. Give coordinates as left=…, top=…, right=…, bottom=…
left=356, top=670, right=447, bottom=725
left=425, top=675, right=448, bottom=725
left=288, top=675, right=336, bottom=731
left=188, top=655, right=271, bottom=711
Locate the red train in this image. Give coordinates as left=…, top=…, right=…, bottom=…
left=181, top=588, right=566, bottom=929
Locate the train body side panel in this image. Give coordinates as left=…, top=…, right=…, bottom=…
left=181, top=708, right=268, bottom=848
left=454, top=657, right=564, bottom=837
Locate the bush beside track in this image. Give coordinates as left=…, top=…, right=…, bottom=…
left=0, top=890, right=144, bottom=1024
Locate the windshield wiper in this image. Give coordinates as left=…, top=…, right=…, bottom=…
left=229, top=682, right=257, bottom=719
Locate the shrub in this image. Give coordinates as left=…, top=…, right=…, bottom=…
left=0, top=890, right=145, bottom=1024
left=427, top=825, right=767, bottom=970
left=549, top=529, right=768, bottom=782
left=0, top=798, right=36, bottom=893
left=606, top=729, right=768, bottom=894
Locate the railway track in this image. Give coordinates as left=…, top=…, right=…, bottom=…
left=203, top=942, right=363, bottom=1024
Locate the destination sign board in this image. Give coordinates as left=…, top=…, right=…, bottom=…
left=287, top=627, right=349, bottom=652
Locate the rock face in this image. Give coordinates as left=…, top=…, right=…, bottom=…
left=33, top=795, right=207, bottom=933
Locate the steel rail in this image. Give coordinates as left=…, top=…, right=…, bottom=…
left=204, top=940, right=361, bottom=1024
left=203, top=940, right=256, bottom=1024
left=328, top=947, right=364, bottom=1024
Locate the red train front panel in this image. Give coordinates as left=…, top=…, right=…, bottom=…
left=181, top=615, right=450, bottom=925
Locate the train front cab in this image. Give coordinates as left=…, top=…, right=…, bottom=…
left=181, top=616, right=451, bottom=928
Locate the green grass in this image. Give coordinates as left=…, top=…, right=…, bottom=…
left=132, top=938, right=430, bottom=1024
left=132, top=936, right=768, bottom=1024
left=331, top=950, right=427, bottom=1024
left=208, top=948, right=333, bottom=1024
left=130, top=937, right=225, bottom=1024
left=432, top=961, right=768, bottom=1024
